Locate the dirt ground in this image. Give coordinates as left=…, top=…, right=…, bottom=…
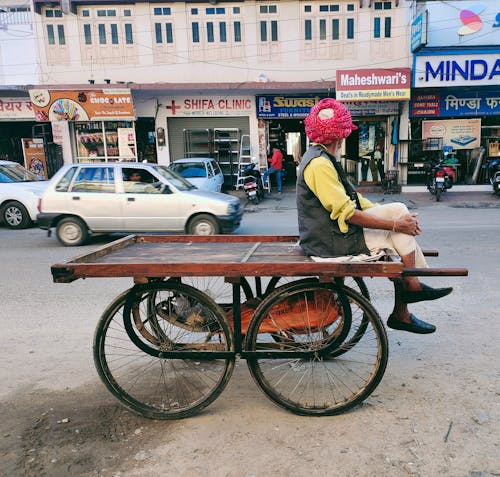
left=1, top=198, right=499, bottom=477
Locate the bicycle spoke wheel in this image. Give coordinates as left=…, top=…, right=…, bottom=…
left=93, top=283, right=234, bottom=419
left=246, top=281, right=388, bottom=416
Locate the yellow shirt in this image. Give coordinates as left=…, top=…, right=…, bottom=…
left=304, top=155, right=376, bottom=233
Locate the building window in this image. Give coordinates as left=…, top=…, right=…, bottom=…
left=155, top=23, right=162, bottom=43
left=374, top=18, right=380, bottom=38
left=165, top=23, right=173, bottom=43
left=84, top=24, right=92, bottom=44
left=384, top=17, right=391, bottom=37
left=98, top=23, right=106, bottom=44
left=192, top=22, right=200, bottom=42
left=305, top=19, right=312, bottom=40
left=46, top=24, right=55, bottom=44
left=111, top=23, right=118, bottom=44
left=319, top=19, right=326, bottom=40
left=304, top=5, right=312, bottom=12
left=347, top=18, right=354, bottom=39
left=234, top=21, right=241, bottom=42
left=219, top=22, right=227, bottom=42
left=271, top=20, right=278, bottom=41
left=332, top=18, right=339, bottom=40
left=207, top=22, right=214, bottom=42
left=347, top=4, right=355, bottom=11
left=260, top=21, right=267, bottom=41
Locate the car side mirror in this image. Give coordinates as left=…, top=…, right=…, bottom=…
left=162, top=185, right=172, bottom=194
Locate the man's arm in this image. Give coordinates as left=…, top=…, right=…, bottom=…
left=348, top=209, right=421, bottom=236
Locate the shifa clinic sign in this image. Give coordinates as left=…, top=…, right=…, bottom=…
left=336, top=68, right=411, bottom=101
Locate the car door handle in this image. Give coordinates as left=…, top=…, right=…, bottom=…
left=72, top=196, right=80, bottom=200
left=127, top=197, right=135, bottom=202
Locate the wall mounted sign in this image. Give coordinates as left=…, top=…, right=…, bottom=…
left=164, top=96, right=254, bottom=117
left=413, top=52, right=500, bottom=88
left=22, top=138, right=48, bottom=179
left=0, top=99, right=34, bottom=120
left=29, top=89, right=135, bottom=121
left=422, top=118, right=481, bottom=150
left=411, top=89, right=500, bottom=117
left=411, top=10, right=428, bottom=52
left=336, top=68, right=411, bottom=101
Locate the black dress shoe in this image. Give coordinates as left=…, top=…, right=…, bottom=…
left=387, top=314, right=436, bottom=334
left=401, top=283, right=453, bottom=304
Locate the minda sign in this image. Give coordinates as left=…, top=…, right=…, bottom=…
left=414, top=52, right=500, bottom=88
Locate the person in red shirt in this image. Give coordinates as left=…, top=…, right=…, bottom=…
left=262, top=147, right=283, bottom=193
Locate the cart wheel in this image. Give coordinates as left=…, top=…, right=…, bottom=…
left=93, top=283, right=234, bottom=420
left=246, top=280, right=388, bottom=416
left=264, top=276, right=371, bottom=355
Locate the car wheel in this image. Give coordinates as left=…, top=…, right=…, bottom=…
left=56, top=217, right=89, bottom=246
left=187, top=214, right=220, bottom=235
left=1, top=201, right=32, bottom=229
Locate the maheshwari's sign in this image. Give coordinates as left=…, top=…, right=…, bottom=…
left=336, top=68, right=411, bottom=101
left=29, top=89, right=135, bottom=121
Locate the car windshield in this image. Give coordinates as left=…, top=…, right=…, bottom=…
left=152, top=166, right=197, bottom=191
left=170, top=161, right=207, bottom=178
left=0, top=163, right=41, bottom=183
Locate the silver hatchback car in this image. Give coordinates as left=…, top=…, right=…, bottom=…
left=37, top=162, right=243, bottom=246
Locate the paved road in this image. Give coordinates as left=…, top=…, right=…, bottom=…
left=0, top=191, right=498, bottom=477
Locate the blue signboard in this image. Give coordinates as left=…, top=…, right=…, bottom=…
left=256, top=96, right=324, bottom=118
left=411, top=88, right=500, bottom=117
left=411, top=11, right=427, bottom=52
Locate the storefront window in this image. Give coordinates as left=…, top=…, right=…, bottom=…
left=74, top=121, right=136, bottom=162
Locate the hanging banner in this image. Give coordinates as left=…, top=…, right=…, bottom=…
left=22, top=138, right=48, bottom=179
left=118, top=127, right=136, bottom=158
left=29, top=89, right=135, bottom=122
left=422, top=119, right=481, bottom=149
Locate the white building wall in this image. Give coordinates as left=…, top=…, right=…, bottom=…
left=0, top=4, right=37, bottom=86
left=33, top=1, right=411, bottom=86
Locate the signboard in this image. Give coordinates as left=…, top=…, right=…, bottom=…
left=411, top=89, right=500, bottom=117
left=411, top=10, right=428, bottom=52
left=256, top=96, right=400, bottom=118
left=336, top=68, right=411, bottom=101
left=29, top=89, right=135, bottom=121
left=417, top=0, right=500, bottom=48
left=0, top=99, right=34, bottom=120
left=164, top=96, right=254, bottom=117
left=413, top=52, right=500, bottom=88
left=21, top=138, right=48, bottom=179
left=422, top=118, right=481, bottom=150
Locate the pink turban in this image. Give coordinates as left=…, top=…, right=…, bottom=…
left=304, top=98, right=357, bottom=144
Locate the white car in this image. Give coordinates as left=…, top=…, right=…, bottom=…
left=37, top=162, right=243, bottom=246
left=168, top=158, right=224, bottom=192
left=0, top=160, right=48, bottom=229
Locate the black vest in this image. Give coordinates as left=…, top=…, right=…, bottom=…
left=296, top=145, right=369, bottom=257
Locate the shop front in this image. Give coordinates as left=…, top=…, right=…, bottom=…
left=29, top=88, right=138, bottom=164
left=155, top=95, right=256, bottom=189
left=410, top=50, right=500, bottom=185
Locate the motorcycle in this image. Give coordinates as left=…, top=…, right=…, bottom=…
left=488, top=157, right=500, bottom=196
left=426, top=158, right=455, bottom=202
left=242, top=162, right=264, bottom=204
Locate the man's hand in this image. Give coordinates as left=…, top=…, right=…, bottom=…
left=394, top=213, right=422, bottom=236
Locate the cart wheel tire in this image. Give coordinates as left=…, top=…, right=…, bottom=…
left=1, top=201, right=32, bottom=229
left=56, top=217, right=89, bottom=246
left=246, top=280, right=388, bottom=416
left=187, top=214, right=220, bottom=235
left=94, top=282, right=234, bottom=419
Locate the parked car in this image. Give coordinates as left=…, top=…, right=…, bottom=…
left=0, top=160, right=48, bottom=229
left=168, top=158, right=224, bottom=192
left=37, top=162, right=243, bottom=246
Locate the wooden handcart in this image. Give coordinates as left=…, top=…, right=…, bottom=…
left=51, top=235, right=468, bottom=419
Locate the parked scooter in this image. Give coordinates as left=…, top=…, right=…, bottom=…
left=488, top=157, right=500, bottom=196
left=426, top=158, right=455, bottom=202
left=242, top=161, right=264, bottom=204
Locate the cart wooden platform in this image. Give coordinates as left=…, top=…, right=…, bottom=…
left=51, top=235, right=468, bottom=419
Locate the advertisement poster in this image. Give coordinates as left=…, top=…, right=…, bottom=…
left=422, top=119, right=481, bottom=150
left=29, top=89, right=135, bottom=122
left=22, top=138, right=48, bottom=179
left=118, top=128, right=136, bottom=158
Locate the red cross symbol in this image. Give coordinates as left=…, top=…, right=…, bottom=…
left=165, top=100, right=181, bottom=115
